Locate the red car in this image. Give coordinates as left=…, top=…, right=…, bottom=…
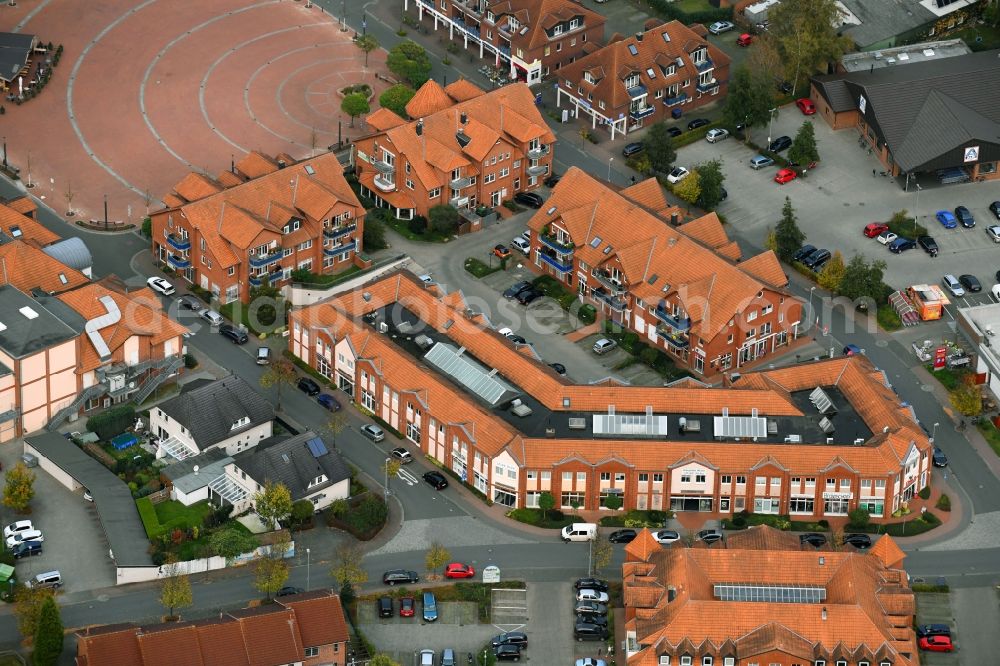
left=736, top=33, right=753, bottom=46
left=864, top=222, right=889, bottom=238
left=774, top=168, right=797, bottom=184
left=444, top=562, right=476, bottom=579
left=493, top=244, right=511, bottom=259
left=919, top=635, right=954, bottom=652
left=399, top=596, right=415, bottom=617
left=795, top=98, right=816, bottom=115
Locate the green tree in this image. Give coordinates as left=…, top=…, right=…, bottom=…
left=32, top=595, right=63, bottom=666
left=672, top=170, right=701, bottom=206
left=788, top=120, right=820, bottom=167
left=253, top=552, right=290, bottom=600
left=951, top=376, right=983, bottom=417
left=695, top=159, right=726, bottom=210
left=603, top=493, right=623, bottom=512
left=765, top=228, right=778, bottom=253
left=210, top=526, right=259, bottom=559
left=356, top=34, right=379, bottom=68
left=341, top=92, right=370, bottom=128
left=258, top=359, right=297, bottom=411
left=775, top=197, right=806, bottom=262
left=847, top=507, right=870, bottom=529
left=591, top=538, right=613, bottom=576
left=817, top=250, right=845, bottom=290
left=13, top=587, right=52, bottom=639
left=369, top=655, right=402, bottom=666
left=428, top=204, right=460, bottom=235
left=839, top=254, right=887, bottom=306
left=378, top=83, right=415, bottom=118
left=328, top=498, right=349, bottom=518
left=291, top=500, right=314, bottom=526
left=330, top=542, right=368, bottom=592
left=722, top=65, right=775, bottom=144
left=3, top=461, right=34, bottom=513
left=769, top=0, right=852, bottom=92
left=159, top=563, right=193, bottom=619
left=538, top=491, right=556, bottom=521
left=363, top=215, right=389, bottom=250
left=640, top=121, right=677, bottom=174
left=253, top=481, right=294, bottom=530
left=387, top=41, right=432, bottom=87
left=425, top=542, right=450, bottom=577
left=323, top=411, right=348, bottom=448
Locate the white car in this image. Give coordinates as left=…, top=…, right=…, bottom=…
left=576, top=589, right=610, bottom=603
left=652, top=529, right=681, bottom=545
left=666, top=166, right=689, bottom=184
left=146, top=276, right=175, bottom=296
left=876, top=231, right=898, bottom=245
left=497, top=327, right=514, bottom=338
left=987, top=225, right=1000, bottom=243
left=511, top=237, right=530, bottom=255
left=705, top=128, right=729, bottom=143
left=576, top=660, right=607, bottom=666
left=3, top=520, right=33, bottom=539
left=6, top=528, right=43, bottom=549
left=942, top=274, right=965, bottom=298
left=708, top=20, right=734, bottom=34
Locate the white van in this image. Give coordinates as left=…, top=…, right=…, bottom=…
left=256, top=347, right=272, bottom=365
left=561, top=522, right=598, bottom=542
left=991, top=284, right=1000, bottom=303
left=26, top=570, right=62, bottom=589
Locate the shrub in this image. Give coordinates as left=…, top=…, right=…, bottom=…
left=847, top=507, right=870, bottom=529
left=638, top=345, right=659, bottom=367
left=918, top=486, right=931, bottom=500
left=407, top=215, right=427, bottom=234
left=936, top=493, right=951, bottom=511
left=183, top=353, right=198, bottom=369
left=87, top=404, right=136, bottom=440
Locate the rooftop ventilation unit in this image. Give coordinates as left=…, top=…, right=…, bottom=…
left=456, top=131, right=472, bottom=148
left=818, top=416, right=835, bottom=434
left=414, top=334, right=434, bottom=349
left=378, top=322, right=389, bottom=334
left=809, top=387, right=837, bottom=414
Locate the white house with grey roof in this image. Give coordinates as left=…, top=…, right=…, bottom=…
left=150, top=375, right=274, bottom=461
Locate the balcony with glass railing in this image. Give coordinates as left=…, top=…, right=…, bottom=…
left=166, top=233, right=190, bottom=251
left=249, top=251, right=282, bottom=268
left=627, top=84, right=648, bottom=100
left=664, top=92, right=689, bottom=106
left=374, top=174, right=395, bottom=192
left=629, top=105, right=655, bottom=120
left=653, top=304, right=691, bottom=331
left=324, top=241, right=356, bottom=256
left=656, top=326, right=690, bottom=348
left=527, top=144, right=550, bottom=159
left=592, top=289, right=627, bottom=311
left=450, top=195, right=470, bottom=208
left=527, top=162, right=548, bottom=176
left=450, top=175, right=473, bottom=189
left=695, top=59, right=714, bottom=73
left=696, top=79, right=720, bottom=92
left=591, top=269, right=626, bottom=295
left=249, top=272, right=281, bottom=288
left=539, top=251, right=573, bottom=273
left=166, top=254, right=190, bottom=270
left=324, top=223, right=357, bottom=240
left=372, top=159, right=395, bottom=174
left=539, top=233, right=574, bottom=254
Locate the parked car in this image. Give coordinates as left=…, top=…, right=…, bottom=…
left=513, top=191, right=544, bottom=208
left=955, top=205, right=976, bottom=228
left=942, top=274, right=965, bottom=298
left=792, top=244, right=816, bottom=263
left=803, top=248, right=831, bottom=270
left=919, top=635, right=954, bottom=652
left=562, top=523, right=598, bottom=542
left=361, top=424, right=385, bottom=442
left=918, top=235, right=939, bottom=256
left=422, top=591, right=438, bottom=622
left=12, top=541, right=42, bottom=559
left=749, top=155, right=775, bottom=169
left=510, top=334, right=528, bottom=345
left=503, top=281, right=533, bottom=299
left=698, top=529, right=724, bottom=544
left=256, top=347, right=272, bottom=365
left=219, top=323, right=248, bottom=344
left=876, top=231, right=898, bottom=245
left=768, top=136, right=792, bottom=153
left=419, top=650, right=435, bottom=666
left=580, top=613, right=609, bottom=628
left=991, top=201, right=1000, bottom=219
left=400, top=596, right=415, bottom=617
left=960, top=274, right=982, bottom=292
left=652, top=529, right=681, bottom=545
left=608, top=529, right=637, bottom=543
left=492, top=632, right=528, bottom=648
left=575, top=600, right=608, bottom=616
left=736, top=33, right=753, bottom=46
left=575, top=660, right=607, bottom=666
left=666, top=166, right=689, bottom=183
left=708, top=20, right=734, bottom=34
left=511, top=237, right=530, bottom=254
left=705, top=128, right=729, bottom=143
left=198, top=308, right=224, bottom=326
left=4, top=520, right=33, bottom=539
left=575, top=620, right=610, bottom=641
left=493, top=244, right=512, bottom=259
left=382, top=569, right=419, bottom=585
left=592, top=338, right=617, bottom=354
left=864, top=223, right=889, bottom=237
left=576, top=589, right=610, bottom=603
left=515, top=288, right=542, bottom=305
left=6, top=529, right=43, bottom=549
left=497, top=327, right=514, bottom=338
left=317, top=393, right=341, bottom=411
left=177, top=294, right=202, bottom=310
left=391, top=447, right=413, bottom=464
left=146, top=276, right=175, bottom=296
left=987, top=224, right=1000, bottom=243
left=666, top=126, right=683, bottom=137
left=296, top=377, right=321, bottom=396
left=841, top=533, right=872, bottom=549
left=377, top=597, right=393, bottom=618
left=843, top=344, right=862, bottom=356
left=444, top=562, right=476, bottom=579
left=916, top=624, right=952, bottom=638
left=936, top=210, right=958, bottom=229
left=932, top=447, right=949, bottom=467
left=774, top=168, right=797, bottom=184
left=25, top=571, right=61, bottom=589
left=494, top=645, right=522, bottom=661
left=549, top=362, right=567, bottom=375
left=687, top=118, right=710, bottom=130
left=422, top=471, right=448, bottom=490
left=574, top=578, right=609, bottom=592
left=622, top=142, right=644, bottom=157
left=795, top=98, right=816, bottom=115
left=544, top=173, right=561, bottom=187
left=799, top=533, right=827, bottom=548
left=888, top=237, right=917, bottom=253
left=441, top=650, right=458, bottom=666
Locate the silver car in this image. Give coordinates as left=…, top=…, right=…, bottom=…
left=706, top=128, right=729, bottom=143
left=592, top=338, right=617, bottom=355
left=708, top=20, right=734, bottom=34
left=361, top=424, right=385, bottom=442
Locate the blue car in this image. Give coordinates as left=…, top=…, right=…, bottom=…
left=317, top=393, right=341, bottom=411
left=936, top=210, right=958, bottom=229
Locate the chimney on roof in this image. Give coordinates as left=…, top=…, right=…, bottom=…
left=670, top=212, right=679, bottom=226
left=821, top=606, right=827, bottom=620
left=416, top=119, right=424, bottom=136
left=667, top=585, right=676, bottom=602
left=460, top=111, right=468, bottom=125
left=819, top=556, right=825, bottom=566
left=668, top=237, right=677, bottom=247
left=636, top=31, right=643, bottom=42
left=278, top=159, right=287, bottom=169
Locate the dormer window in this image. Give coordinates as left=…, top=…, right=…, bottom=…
left=309, top=474, right=328, bottom=488
left=624, top=73, right=640, bottom=88
left=508, top=17, right=519, bottom=31
left=554, top=24, right=563, bottom=36
left=570, top=18, right=580, bottom=29
left=231, top=416, right=250, bottom=430
left=692, top=47, right=707, bottom=64
left=283, top=219, right=301, bottom=234
left=584, top=71, right=595, bottom=84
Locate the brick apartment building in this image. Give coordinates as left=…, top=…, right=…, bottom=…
left=289, top=271, right=933, bottom=522
left=76, top=590, right=350, bottom=666
left=150, top=151, right=364, bottom=304
left=557, top=20, right=731, bottom=139
left=623, top=527, right=917, bottom=666
left=528, top=167, right=800, bottom=377
left=355, top=79, right=555, bottom=221
left=404, top=0, right=606, bottom=84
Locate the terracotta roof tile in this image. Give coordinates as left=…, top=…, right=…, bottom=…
left=405, top=79, right=454, bottom=118
left=620, top=177, right=679, bottom=218
left=0, top=201, right=60, bottom=246
left=76, top=625, right=144, bottom=666
left=192, top=619, right=251, bottom=666
left=136, top=624, right=205, bottom=666
left=490, top=0, right=605, bottom=51
left=237, top=151, right=280, bottom=179
left=172, top=172, right=224, bottom=203
left=3, top=196, right=37, bottom=216
left=443, top=78, right=486, bottom=101
left=0, top=240, right=89, bottom=293
left=738, top=250, right=788, bottom=287
left=280, top=591, right=350, bottom=646
left=625, top=528, right=662, bottom=561
left=367, top=107, right=408, bottom=131
left=233, top=609, right=305, bottom=666
left=868, top=535, right=905, bottom=569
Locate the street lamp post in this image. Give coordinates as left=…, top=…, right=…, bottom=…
left=931, top=422, right=940, bottom=443
left=607, top=156, right=614, bottom=182
left=2, top=136, right=6, bottom=169
left=306, top=547, right=311, bottom=590
left=767, top=107, right=777, bottom=146
left=809, top=286, right=817, bottom=333
left=914, top=183, right=922, bottom=235
left=384, top=457, right=391, bottom=497
left=362, top=14, right=367, bottom=36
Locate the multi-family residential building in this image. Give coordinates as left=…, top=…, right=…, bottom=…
left=622, top=526, right=917, bottom=666
left=528, top=167, right=799, bottom=377
left=355, top=79, right=555, bottom=222
left=150, top=151, right=365, bottom=304
left=289, top=270, right=934, bottom=521
left=75, top=590, right=350, bottom=666
left=557, top=21, right=730, bottom=139
left=150, top=375, right=275, bottom=461
left=1, top=196, right=94, bottom=277
left=403, top=0, right=606, bottom=84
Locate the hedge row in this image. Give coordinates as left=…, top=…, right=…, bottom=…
left=86, top=404, right=136, bottom=441
left=136, top=497, right=198, bottom=540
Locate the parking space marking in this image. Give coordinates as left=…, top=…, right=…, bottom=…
left=397, top=468, right=418, bottom=486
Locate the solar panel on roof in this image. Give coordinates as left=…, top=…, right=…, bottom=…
left=714, top=584, right=826, bottom=604
left=306, top=437, right=328, bottom=458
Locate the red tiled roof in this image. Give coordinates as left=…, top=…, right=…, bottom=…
left=0, top=240, right=89, bottom=293
left=0, top=201, right=60, bottom=246
left=443, top=78, right=486, bottom=102
left=367, top=107, right=408, bottom=132
left=490, top=0, right=606, bottom=51
left=405, top=79, right=454, bottom=118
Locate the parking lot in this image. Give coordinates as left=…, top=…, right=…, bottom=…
left=678, top=104, right=1000, bottom=298
left=1, top=446, right=116, bottom=594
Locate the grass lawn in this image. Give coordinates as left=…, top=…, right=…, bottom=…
left=154, top=499, right=213, bottom=527
left=930, top=367, right=972, bottom=391
left=464, top=257, right=501, bottom=278
left=385, top=217, right=452, bottom=243
left=293, top=265, right=362, bottom=287
left=507, top=507, right=578, bottom=529
left=955, top=25, right=1000, bottom=50
left=672, top=0, right=714, bottom=13
left=870, top=511, right=941, bottom=537
left=977, top=420, right=1000, bottom=457
left=876, top=304, right=903, bottom=332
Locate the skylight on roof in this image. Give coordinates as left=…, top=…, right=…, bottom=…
left=58, top=273, right=68, bottom=284
left=10, top=226, right=21, bottom=238
left=646, top=68, right=656, bottom=79
left=19, top=306, right=38, bottom=320
left=628, top=44, right=638, bottom=56
left=661, top=32, right=670, bottom=43
left=603, top=245, right=612, bottom=255
left=590, top=236, right=602, bottom=248
left=304, top=165, right=316, bottom=175
left=714, top=584, right=826, bottom=604
left=546, top=206, right=557, bottom=215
